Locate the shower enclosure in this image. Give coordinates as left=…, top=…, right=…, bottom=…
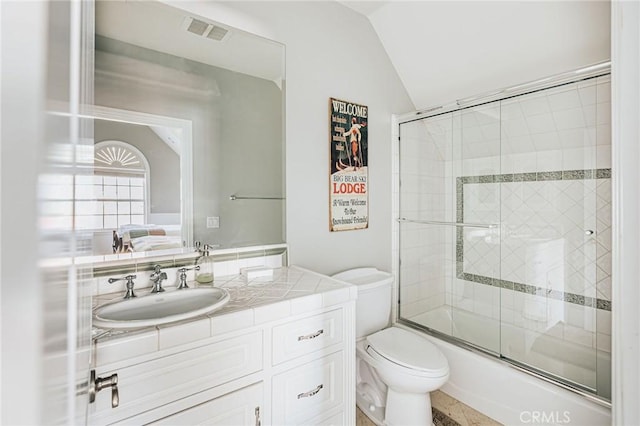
left=396, top=66, right=611, bottom=401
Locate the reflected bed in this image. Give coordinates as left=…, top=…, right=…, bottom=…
left=112, top=224, right=182, bottom=252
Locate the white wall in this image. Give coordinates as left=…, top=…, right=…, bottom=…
left=213, top=1, right=415, bottom=275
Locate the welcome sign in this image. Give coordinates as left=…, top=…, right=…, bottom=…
left=329, top=98, right=369, bottom=232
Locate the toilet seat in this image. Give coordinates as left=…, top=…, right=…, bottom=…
left=366, top=327, right=449, bottom=378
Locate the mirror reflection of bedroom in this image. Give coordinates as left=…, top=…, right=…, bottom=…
left=91, top=118, right=183, bottom=254
left=92, top=0, right=285, bottom=258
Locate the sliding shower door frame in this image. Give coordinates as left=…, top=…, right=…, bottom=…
left=395, top=63, right=612, bottom=405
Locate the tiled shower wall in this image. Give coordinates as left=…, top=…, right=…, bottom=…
left=397, top=113, right=452, bottom=318
left=395, top=75, right=611, bottom=397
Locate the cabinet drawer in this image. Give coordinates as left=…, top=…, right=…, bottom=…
left=90, top=331, right=263, bottom=425
left=149, top=382, right=263, bottom=426
left=272, top=351, right=344, bottom=425
left=272, top=309, right=343, bottom=365
left=319, top=412, right=345, bottom=426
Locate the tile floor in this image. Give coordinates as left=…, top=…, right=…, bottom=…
left=356, top=390, right=502, bottom=426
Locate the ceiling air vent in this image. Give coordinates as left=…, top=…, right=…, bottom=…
left=186, top=18, right=209, bottom=36
left=207, top=26, right=229, bottom=41
left=183, top=17, right=230, bottom=42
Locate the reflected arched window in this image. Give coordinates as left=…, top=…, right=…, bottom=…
left=74, top=141, right=150, bottom=230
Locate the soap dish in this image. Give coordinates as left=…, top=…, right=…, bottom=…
left=240, top=266, right=274, bottom=284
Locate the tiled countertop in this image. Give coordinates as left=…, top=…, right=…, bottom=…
left=92, top=266, right=357, bottom=366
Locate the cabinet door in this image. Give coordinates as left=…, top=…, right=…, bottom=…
left=150, top=382, right=263, bottom=426
left=272, top=351, right=344, bottom=425
left=90, top=331, right=262, bottom=425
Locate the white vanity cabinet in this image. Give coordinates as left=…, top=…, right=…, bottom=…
left=90, top=330, right=265, bottom=425
left=272, top=308, right=343, bottom=365
left=272, top=351, right=344, bottom=425
left=89, top=267, right=357, bottom=426
left=271, top=309, right=347, bottom=425
left=150, top=382, right=264, bottom=426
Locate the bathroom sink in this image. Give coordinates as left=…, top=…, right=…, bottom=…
left=93, top=287, right=230, bottom=329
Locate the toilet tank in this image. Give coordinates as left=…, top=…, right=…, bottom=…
left=331, top=268, right=393, bottom=339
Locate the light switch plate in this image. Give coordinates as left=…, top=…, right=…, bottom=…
left=206, top=216, right=220, bottom=228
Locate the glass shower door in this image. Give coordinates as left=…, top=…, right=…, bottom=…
left=398, top=113, right=457, bottom=337
left=497, top=78, right=611, bottom=398
left=398, top=73, right=612, bottom=401
left=450, top=104, right=502, bottom=354
left=398, top=103, right=503, bottom=355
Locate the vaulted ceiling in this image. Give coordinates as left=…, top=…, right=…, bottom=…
left=340, top=1, right=611, bottom=110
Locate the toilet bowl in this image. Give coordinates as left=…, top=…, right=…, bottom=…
left=364, top=327, right=449, bottom=425
left=332, top=268, right=450, bottom=426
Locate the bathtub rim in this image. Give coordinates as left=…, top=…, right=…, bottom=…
left=395, top=317, right=612, bottom=409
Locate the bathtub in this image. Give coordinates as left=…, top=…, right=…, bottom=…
left=399, top=306, right=611, bottom=425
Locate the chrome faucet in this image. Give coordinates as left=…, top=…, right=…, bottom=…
left=177, top=265, right=200, bottom=290
left=150, top=265, right=167, bottom=293
left=108, top=274, right=137, bottom=299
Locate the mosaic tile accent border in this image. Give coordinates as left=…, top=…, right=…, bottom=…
left=457, top=168, right=611, bottom=186
left=456, top=168, right=612, bottom=312
left=458, top=271, right=611, bottom=311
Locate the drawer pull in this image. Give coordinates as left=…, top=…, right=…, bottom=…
left=297, top=384, right=323, bottom=399
left=297, top=329, right=324, bottom=341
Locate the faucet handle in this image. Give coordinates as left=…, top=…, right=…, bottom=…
left=177, top=266, right=200, bottom=289
left=107, top=275, right=137, bottom=299
left=150, top=265, right=167, bottom=293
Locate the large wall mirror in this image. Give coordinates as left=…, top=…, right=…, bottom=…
left=92, top=0, right=285, bottom=257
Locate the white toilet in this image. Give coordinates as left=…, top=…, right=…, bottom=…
left=332, top=268, right=449, bottom=426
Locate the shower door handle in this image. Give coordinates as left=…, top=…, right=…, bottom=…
left=585, top=230, right=595, bottom=236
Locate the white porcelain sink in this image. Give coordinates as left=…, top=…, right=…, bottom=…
left=93, top=287, right=230, bottom=329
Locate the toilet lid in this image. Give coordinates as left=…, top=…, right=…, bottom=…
left=366, top=327, right=449, bottom=376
